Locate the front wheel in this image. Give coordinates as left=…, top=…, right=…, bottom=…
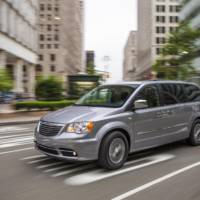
left=98, top=131, right=129, bottom=170
left=187, top=119, right=200, bottom=146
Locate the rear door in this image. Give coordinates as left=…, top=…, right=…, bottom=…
left=158, top=83, right=189, bottom=140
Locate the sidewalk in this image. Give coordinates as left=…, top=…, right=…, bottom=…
left=0, top=111, right=49, bottom=126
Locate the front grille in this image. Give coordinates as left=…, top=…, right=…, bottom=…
left=39, top=122, right=63, bottom=137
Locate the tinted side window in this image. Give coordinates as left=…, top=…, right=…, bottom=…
left=160, top=84, right=186, bottom=105
left=135, top=85, right=160, bottom=108
left=184, top=84, right=200, bottom=102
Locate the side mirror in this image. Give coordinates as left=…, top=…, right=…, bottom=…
left=133, top=99, right=148, bottom=110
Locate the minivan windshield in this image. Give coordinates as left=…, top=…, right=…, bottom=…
left=75, top=85, right=138, bottom=108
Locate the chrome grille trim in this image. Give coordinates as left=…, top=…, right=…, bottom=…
left=39, top=121, right=64, bottom=137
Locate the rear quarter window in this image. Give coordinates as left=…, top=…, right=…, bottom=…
left=184, top=84, right=200, bottom=102
left=160, top=84, right=187, bottom=105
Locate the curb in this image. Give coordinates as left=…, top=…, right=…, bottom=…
left=0, top=120, right=39, bottom=126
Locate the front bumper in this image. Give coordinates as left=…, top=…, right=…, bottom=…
left=35, top=132, right=99, bottom=161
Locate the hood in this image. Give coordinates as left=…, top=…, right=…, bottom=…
left=41, top=106, right=117, bottom=124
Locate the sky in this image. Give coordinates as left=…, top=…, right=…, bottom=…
left=85, top=0, right=138, bottom=81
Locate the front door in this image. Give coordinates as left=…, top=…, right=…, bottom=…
left=131, top=84, right=168, bottom=150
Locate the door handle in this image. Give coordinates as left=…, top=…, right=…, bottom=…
left=156, top=110, right=174, bottom=118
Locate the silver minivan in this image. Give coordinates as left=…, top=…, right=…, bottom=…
left=35, top=81, right=200, bottom=169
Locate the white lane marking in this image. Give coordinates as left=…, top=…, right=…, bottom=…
left=111, top=161, right=200, bottom=200
left=52, top=164, right=94, bottom=177
left=0, top=133, right=33, bottom=139
left=44, top=164, right=76, bottom=173
left=37, top=161, right=63, bottom=169
left=0, top=147, right=34, bottom=155
left=0, top=136, right=33, bottom=144
left=27, top=158, right=51, bottom=164
left=65, top=154, right=174, bottom=186
left=0, top=141, right=32, bottom=148
left=21, top=154, right=46, bottom=160
left=0, top=130, right=33, bottom=135
left=0, top=127, right=32, bottom=133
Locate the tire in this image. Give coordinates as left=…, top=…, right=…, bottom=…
left=187, top=119, right=200, bottom=146
left=98, top=131, right=129, bottom=170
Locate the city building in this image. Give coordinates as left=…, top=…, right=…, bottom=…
left=37, top=0, right=85, bottom=88
left=180, top=0, right=200, bottom=70
left=130, top=0, right=181, bottom=80
left=0, top=0, right=38, bottom=97
left=123, top=31, right=137, bottom=81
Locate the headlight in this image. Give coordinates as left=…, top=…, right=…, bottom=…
left=66, top=122, right=94, bottom=134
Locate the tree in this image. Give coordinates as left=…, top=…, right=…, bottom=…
left=35, top=76, right=64, bottom=101
left=0, top=68, right=13, bottom=92
left=153, top=22, right=200, bottom=80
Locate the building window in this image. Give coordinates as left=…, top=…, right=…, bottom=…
left=47, top=34, right=52, bottom=41
left=47, top=24, right=52, bottom=31
left=169, top=5, right=180, bottom=12
left=47, top=4, right=52, bottom=11
left=39, top=55, right=43, bottom=61
left=47, top=15, right=52, bottom=20
left=169, top=16, right=179, bottom=23
left=156, top=48, right=161, bottom=55
left=47, top=44, right=52, bottom=49
left=54, top=44, right=59, bottom=49
left=50, top=54, right=56, bottom=61
left=55, top=7, right=59, bottom=12
left=156, top=26, right=166, bottom=34
left=54, top=34, right=59, bottom=41
left=169, top=26, right=177, bottom=33
left=39, top=24, right=44, bottom=31
left=40, top=14, right=44, bottom=19
left=40, top=44, right=44, bottom=49
left=50, top=65, right=56, bottom=72
left=156, top=37, right=166, bottom=44
left=54, top=25, right=59, bottom=31
left=156, top=16, right=166, bottom=23
left=36, top=65, right=42, bottom=72
left=156, top=5, right=165, bottom=12
left=40, top=4, right=45, bottom=11
left=40, top=34, right=45, bottom=41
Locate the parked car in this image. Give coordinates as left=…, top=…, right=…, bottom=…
left=35, top=81, right=200, bottom=170
left=0, top=92, right=16, bottom=104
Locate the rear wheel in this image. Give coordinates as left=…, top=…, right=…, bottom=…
left=187, top=119, right=200, bottom=146
left=98, top=131, right=129, bottom=170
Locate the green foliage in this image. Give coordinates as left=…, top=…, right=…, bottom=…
left=153, top=22, right=200, bottom=80
left=87, top=61, right=95, bottom=75
left=14, top=100, right=76, bottom=111
left=0, top=68, right=13, bottom=92
left=35, top=76, right=64, bottom=101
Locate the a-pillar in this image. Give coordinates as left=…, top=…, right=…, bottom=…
left=27, top=64, right=35, bottom=97
left=14, top=59, right=24, bottom=94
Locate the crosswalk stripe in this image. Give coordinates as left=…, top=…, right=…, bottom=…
left=0, top=141, right=32, bottom=148
left=44, top=164, right=76, bottom=173
left=52, top=164, right=94, bottom=177
left=0, top=130, right=33, bottom=135
left=65, top=154, right=175, bottom=186
left=21, top=154, right=46, bottom=160
left=37, top=161, right=63, bottom=169
left=0, top=136, right=33, bottom=144
left=0, top=147, right=34, bottom=155
left=0, top=133, right=33, bottom=140
left=0, top=127, right=32, bottom=133
left=27, top=158, right=51, bottom=164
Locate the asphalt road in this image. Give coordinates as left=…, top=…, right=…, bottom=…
left=1, top=123, right=200, bottom=200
